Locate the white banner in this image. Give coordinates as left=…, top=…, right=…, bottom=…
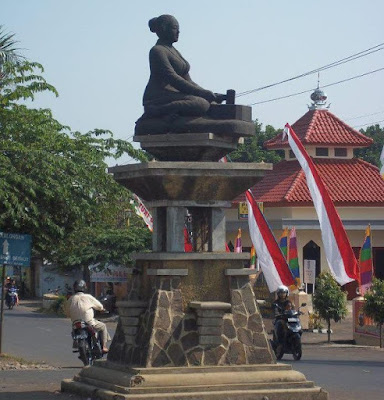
left=133, top=194, right=153, bottom=232
left=89, top=263, right=128, bottom=282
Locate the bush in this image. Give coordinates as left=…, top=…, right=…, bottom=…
left=313, top=272, right=347, bottom=342
left=49, top=295, right=67, bottom=316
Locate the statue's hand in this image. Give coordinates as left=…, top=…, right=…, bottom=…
left=214, top=93, right=226, bottom=104
left=199, top=90, right=217, bottom=103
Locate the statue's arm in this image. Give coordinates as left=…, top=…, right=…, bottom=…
left=150, top=48, right=215, bottom=101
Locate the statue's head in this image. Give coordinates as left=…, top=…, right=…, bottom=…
left=149, top=15, right=179, bottom=43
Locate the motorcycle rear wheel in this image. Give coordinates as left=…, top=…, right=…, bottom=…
left=78, top=340, right=92, bottom=366
left=292, top=337, right=302, bottom=361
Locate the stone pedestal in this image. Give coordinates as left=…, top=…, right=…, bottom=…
left=62, top=109, right=328, bottom=398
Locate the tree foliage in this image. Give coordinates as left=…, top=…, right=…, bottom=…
left=228, top=120, right=283, bottom=163
left=363, top=278, right=384, bottom=348
left=313, top=272, right=348, bottom=343
left=354, top=125, right=384, bottom=167
left=0, top=59, right=149, bottom=266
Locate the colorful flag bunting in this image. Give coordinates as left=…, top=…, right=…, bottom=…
left=225, top=242, right=231, bottom=252
left=288, top=227, right=300, bottom=285
left=235, top=228, right=242, bottom=253
left=279, top=228, right=289, bottom=259
left=283, top=124, right=358, bottom=285
left=359, top=225, right=373, bottom=295
left=246, top=190, right=295, bottom=292
left=250, top=245, right=256, bottom=269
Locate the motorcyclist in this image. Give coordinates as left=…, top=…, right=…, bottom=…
left=5, top=278, right=19, bottom=306
left=65, top=280, right=111, bottom=353
left=273, top=285, right=293, bottom=353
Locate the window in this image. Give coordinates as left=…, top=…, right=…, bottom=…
left=315, top=147, right=329, bottom=157
left=335, top=148, right=347, bottom=157
left=289, top=150, right=296, bottom=159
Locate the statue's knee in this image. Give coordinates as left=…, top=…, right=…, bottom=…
left=194, top=97, right=210, bottom=114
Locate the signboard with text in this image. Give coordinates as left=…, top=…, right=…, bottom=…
left=238, top=201, right=264, bottom=220
left=0, top=232, right=32, bottom=267
left=303, top=259, right=316, bottom=284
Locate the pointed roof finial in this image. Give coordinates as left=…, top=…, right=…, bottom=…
left=308, top=73, right=329, bottom=110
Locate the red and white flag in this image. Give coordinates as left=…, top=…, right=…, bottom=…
left=283, top=123, right=358, bottom=285
left=246, top=190, right=295, bottom=292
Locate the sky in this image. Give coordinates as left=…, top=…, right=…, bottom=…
left=2, top=0, right=384, bottom=166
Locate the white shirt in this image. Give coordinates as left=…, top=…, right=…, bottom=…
left=66, top=292, right=103, bottom=324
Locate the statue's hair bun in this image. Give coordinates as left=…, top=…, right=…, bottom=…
left=148, top=17, right=158, bottom=33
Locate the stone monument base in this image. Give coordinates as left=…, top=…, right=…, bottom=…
left=62, top=361, right=328, bottom=399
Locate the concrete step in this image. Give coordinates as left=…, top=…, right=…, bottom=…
left=95, top=360, right=292, bottom=374
left=62, top=379, right=328, bottom=400
left=76, top=374, right=315, bottom=394
left=79, top=364, right=306, bottom=389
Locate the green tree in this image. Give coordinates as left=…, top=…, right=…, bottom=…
left=363, top=278, right=384, bottom=348
left=0, top=59, right=149, bottom=264
left=0, top=26, right=24, bottom=76
left=354, top=125, right=384, bottom=167
left=313, top=272, right=348, bottom=343
left=228, top=120, right=283, bottom=163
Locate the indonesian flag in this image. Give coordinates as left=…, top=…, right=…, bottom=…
left=283, top=123, right=358, bottom=285
left=246, top=190, right=295, bottom=292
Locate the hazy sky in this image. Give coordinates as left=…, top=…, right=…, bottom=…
left=3, top=1, right=384, bottom=165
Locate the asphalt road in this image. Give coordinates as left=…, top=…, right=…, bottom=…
left=2, top=301, right=116, bottom=368
left=1, top=301, right=384, bottom=400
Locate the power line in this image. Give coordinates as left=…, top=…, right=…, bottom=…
left=237, top=42, right=384, bottom=97
left=344, top=110, right=384, bottom=121
left=353, top=119, right=384, bottom=129
left=248, top=66, right=384, bottom=106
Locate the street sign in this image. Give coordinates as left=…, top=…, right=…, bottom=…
left=0, top=232, right=32, bottom=267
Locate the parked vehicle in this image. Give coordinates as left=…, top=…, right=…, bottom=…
left=71, top=320, right=104, bottom=366
left=97, top=287, right=116, bottom=314
left=6, top=287, right=18, bottom=309
left=270, top=303, right=306, bottom=361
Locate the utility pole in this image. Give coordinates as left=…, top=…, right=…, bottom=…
left=0, top=254, right=9, bottom=355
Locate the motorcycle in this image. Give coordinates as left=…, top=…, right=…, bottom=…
left=271, top=303, right=306, bottom=361
left=6, top=287, right=18, bottom=309
left=71, top=320, right=104, bottom=366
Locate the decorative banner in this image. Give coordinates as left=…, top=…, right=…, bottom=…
left=359, top=225, right=373, bottom=295
left=380, top=144, right=384, bottom=179
left=89, top=263, right=128, bottom=283
left=288, top=227, right=301, bottom=285
left=279, top=228, right=289, bottom=259
left=250, top=245, right=256, bottom=269
left=246, top=190, right=295, bottom=292
left=133, top=194, right=153, bottom=232
left=235, top=228, right=242, bottom=253
left=283, top=123, right=358, bottom=285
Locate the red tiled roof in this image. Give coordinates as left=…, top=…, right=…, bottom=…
left=264, top=109, right=373, bottom=149
left=234, top=158, right=384, bottom=206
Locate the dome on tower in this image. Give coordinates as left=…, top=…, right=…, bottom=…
left=309, top=88, right=328, bottom=110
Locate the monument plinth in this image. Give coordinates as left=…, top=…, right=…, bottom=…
left=62, top=13, right=328, bottom=400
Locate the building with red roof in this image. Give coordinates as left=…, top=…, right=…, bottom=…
left=227, top=89, right=384, bottom=296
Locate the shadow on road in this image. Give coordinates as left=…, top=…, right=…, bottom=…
left=0, top=391, right=83, bottom=400
left=283, top=359, right=384, bottom=368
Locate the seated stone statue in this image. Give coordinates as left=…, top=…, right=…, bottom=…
left=135, top=14, right=253, bottom=137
